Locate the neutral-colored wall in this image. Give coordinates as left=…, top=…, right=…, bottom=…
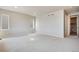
left=36, top=9, right=64, bottom=38
left=77, top=16, right=79, bottom=37
left=64, top=11, right=69, bottom=37
left=0, top=9, right=34, bottom=35
left=67, top=15, right=71, bottom=36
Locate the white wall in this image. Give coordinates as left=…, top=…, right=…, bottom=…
left=36, top=9, right=64, bottom=38
left=0, top=9, right=34, bottom=35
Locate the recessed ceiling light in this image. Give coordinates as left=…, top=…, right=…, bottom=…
left=30, top=38, right=35, bottom=41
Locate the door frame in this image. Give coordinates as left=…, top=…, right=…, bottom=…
left=77, top=16, right=79, bottom=37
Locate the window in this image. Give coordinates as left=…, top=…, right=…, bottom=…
left=0, top=14, right=9, bottom=30
left=0, top=16, right=1, bottom=29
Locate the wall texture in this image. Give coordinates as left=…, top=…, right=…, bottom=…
left=36, top=9, right=64, bottom=38
left=0, top=9, right=34, bottom=36
left=64, top=11, right=69, bottom=37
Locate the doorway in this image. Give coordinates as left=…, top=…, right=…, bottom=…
left=70, top=17, right=77, bottom=36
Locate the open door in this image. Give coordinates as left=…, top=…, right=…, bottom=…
left=70, top=17, right=77, bottom=36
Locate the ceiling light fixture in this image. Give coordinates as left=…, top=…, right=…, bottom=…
left=30, top=38, right=35, bottom=41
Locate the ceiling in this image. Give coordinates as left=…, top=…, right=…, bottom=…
left=0, top=6, right=79, bottom=16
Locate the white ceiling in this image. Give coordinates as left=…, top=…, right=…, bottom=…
left=0, top=6, right=79, bottom=16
